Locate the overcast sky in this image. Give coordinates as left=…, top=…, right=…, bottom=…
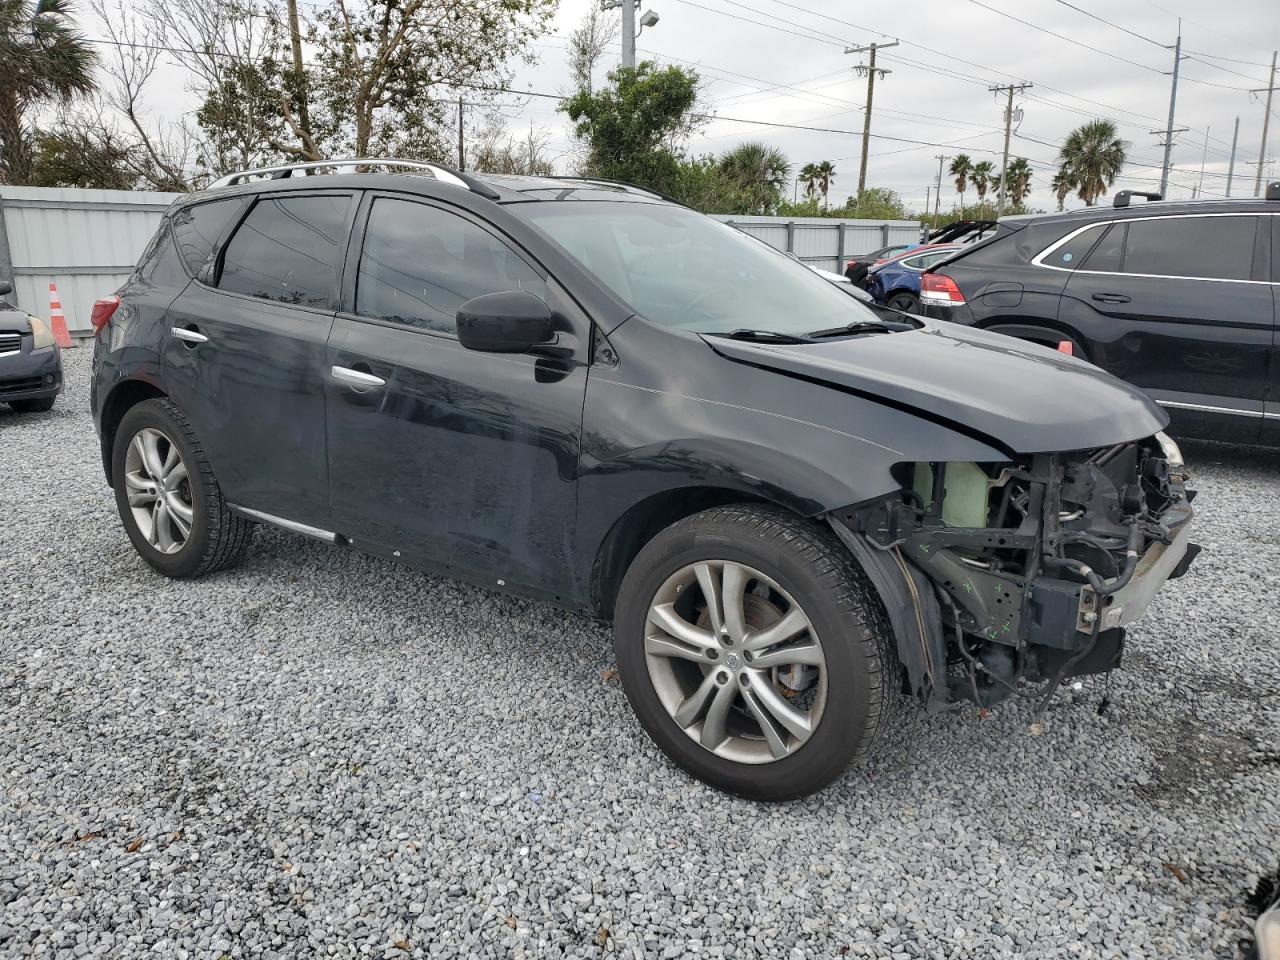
left=81, top=0, right=1278, bottom=212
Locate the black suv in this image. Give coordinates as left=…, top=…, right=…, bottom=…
left=920, top=188, right=1280, bottom=446
left=91, top=160, right=1197, bottom=800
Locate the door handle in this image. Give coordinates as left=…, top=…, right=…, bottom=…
left=171, top=326, right=208, bottom=344
left=331, top=365, right=386, bottom=388
left=1091, top=293, right=1131, bottom=304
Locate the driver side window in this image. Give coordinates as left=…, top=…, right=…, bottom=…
left=355, top=197, right=547, bottom=335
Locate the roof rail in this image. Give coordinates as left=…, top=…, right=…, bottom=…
left=1113, top=189, right=1162, bottom=208
left=208, top=158, right=500, bottom=200
left=542, top=176, right=685, bottom=206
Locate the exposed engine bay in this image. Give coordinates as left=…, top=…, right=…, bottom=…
left=831, top=433, right=1198, bottom=710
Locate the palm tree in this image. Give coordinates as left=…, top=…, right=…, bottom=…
left=798, top=162, right=819, bottom=200
left=1058, top=119, right=1127, bottom=206
left=719, top=141, right=791, bottom=215
left=0, top=0, right=97, bottom=185
left=949, top=154, right=973, bottom=210
left=1051, top=168, right=1075, bottom=211
left=1005, top=157, right=1033, bottom=206
left=971, top=160, right=995, bottom=204
left=815, top=160, right=835, bottom=210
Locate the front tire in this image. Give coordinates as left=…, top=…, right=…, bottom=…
left=111, top=398, right=254, bottom=578
left=9, top=396, right=55, bottom=413
left=614, top=504, right=894, bottom=801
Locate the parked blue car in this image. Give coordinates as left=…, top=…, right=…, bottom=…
left=866, top=244, right=960, bottom=313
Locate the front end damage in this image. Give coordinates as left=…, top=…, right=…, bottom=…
left=829, top=433, right=1198, bottom=710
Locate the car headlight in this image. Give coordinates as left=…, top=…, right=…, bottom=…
left=1155, top=431, right=1183, bottom=469
left=30, top=316, right=54, bottom=350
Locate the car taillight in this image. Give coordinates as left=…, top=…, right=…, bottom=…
left=920, top=273, right=965, bottom=305
left=90, top=296, right=120, bottom=336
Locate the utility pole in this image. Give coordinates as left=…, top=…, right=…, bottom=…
left=1252, top=50, right=1278, bottom=196
left=1158, top=21, right=1184, bottom=197
left=1226, top=116, right=1240, bottom=197
left=933, top=154, right=946, bottom=224
left=457, top=98, right=465, bottom=171
left=1194, top=125, right=1209, bottom=199
left=621, top=0, right=636, bottom=69
left=845, top=40, right=898, bottom=199
left=990, top=83, right=1032, bottom=218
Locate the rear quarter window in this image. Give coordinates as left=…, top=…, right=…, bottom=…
left=1041, top=223, right=1107, bottom=269
left=171, top=197, right=249, bottom=277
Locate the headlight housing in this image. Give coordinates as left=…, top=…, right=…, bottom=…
left=1155, top=431, right=1184, bottom=469
left=30, top=316, right=55, bottom=350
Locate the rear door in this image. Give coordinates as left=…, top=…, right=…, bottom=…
left=324, top=192, right=589, bottom=598
left=1056, top=213, right=1271, bottom=443
left=1262, top=214, right=1280, bottom=446
left=164, top=190, right=355, bottom=528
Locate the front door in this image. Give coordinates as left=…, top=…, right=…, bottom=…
left=324, top=193, right=589, bottom=599
left=1057, top=213, right=1271, bottom=443
left=163, top=191, right=355, bottom=528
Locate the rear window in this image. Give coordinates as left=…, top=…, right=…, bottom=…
left=171, top=198, right=247, bottom=277
left=1121, top=216, right=1256, bottom=281
left=217, top=195, right=350, bottom=307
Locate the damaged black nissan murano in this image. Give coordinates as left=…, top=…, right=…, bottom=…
left=90, top=161, right=1198, bottom=800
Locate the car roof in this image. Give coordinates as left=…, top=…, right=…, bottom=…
left=1000, top=196, right=1275, bottom=230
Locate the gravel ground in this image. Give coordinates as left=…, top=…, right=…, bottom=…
left=2, top=347, right=1278, bottom=960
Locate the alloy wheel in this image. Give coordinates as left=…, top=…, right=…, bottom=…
left=123, top=427, right=193, bottom=555
left=644, top=560, right=827, bottom=764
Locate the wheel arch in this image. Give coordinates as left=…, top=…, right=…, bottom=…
left=979, top=321, right=1088, bottom=358
left=590, top=486, right=794, bottom=620
left=99, top=378, right=168, bottom=484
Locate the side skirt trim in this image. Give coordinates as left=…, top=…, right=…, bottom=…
left=229, top=505, right=338, bottom=543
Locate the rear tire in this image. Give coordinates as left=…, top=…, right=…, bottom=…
left=111, top=398, right=254, bottom=578
left=885, top=291, right=920, bottom=313
left=613, top=504, right=894, bottom=801
left=9, top=396, right=55, bottom=413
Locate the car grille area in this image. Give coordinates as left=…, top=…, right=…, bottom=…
left=0, top=331, right=21, bottom=355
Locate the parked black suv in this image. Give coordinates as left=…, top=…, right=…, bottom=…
left=0, top=280, right=63, bottom=412
left=920, top=188, right=1280, bottom=446
left=91, top=160, right=1197, bottom=800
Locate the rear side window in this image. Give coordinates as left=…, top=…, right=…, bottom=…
left=355, top=197, right=545, bottom=335
left=218, top=195, right=350, bottom=307
left=1082, top=223, right=1125, bottom=272
left=1043, top=224, right=1106, bottom=269
left=132, top=221, right=187, bottom=287
left=172, top=198, right=247, bottom=277
left=1122, top=216, right=1257, bottom=281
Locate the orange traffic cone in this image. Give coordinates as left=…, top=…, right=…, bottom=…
left=48, top=282, right=73, bottom=348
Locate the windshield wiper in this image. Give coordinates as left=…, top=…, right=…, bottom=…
left=714, top=329, right=814, bottom=344
left=806, top=320, right=894, bottom=339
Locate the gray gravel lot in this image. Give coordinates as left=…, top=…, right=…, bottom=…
left=2, top=347, right=1278, bottom=960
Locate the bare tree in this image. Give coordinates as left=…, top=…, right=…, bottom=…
left=471, top=115, right=555, bottom=176
left=568, top=7, right=619, bottom=95
left=87, top=0, right=194, bottom=188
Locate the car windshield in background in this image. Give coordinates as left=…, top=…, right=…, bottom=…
left=513, top=201, right=894, bottom=337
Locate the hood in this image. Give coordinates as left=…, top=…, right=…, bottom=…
left=704, top=321, right=1169, bottom=455
left=0, top=305, right=31, bottom=331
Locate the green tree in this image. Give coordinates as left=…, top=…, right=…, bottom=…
left=1058, top=119, right=1126, bottom=206
left=949, top=154, right=973, bottom=209
left=798, top=162, right=819, bottom=199
left=0, top=0, right=97, bottom=184
left=971, top=160, right=995, bottom=203
left=1051, top=168, right=1075, bottom=211
left=815, top=159, right=835, bottom=210
left=845, top=186, right=909, bottom=220
left=561, top=61, right=702, bottom=193
left=30, top=125, right=138, bottom=189
left=1004, top=157, right=1033, bottom=206
left=671, top=155, right=746, bottom=213
left=718, top=141, right=790, bottom=215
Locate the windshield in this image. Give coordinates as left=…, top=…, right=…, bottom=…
left=512, top=201, right=888, bottom=336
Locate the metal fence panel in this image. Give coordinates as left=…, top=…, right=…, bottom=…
left=0, top=187, right=180, bottom=335
left=713, top=215, right=922, bottom=273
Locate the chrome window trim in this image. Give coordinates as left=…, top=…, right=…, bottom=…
left=230, top=505, right=339, bottom=542
left=1156, top=399, right=1272, bottom=419
left=1030, top=212, right=1276, bottom=285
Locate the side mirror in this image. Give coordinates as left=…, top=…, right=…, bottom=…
left=846, top=284, right=874, bottom=304
left=457, top=291, right=555, bottom=354
left=0, top=280, right=12, bottom=297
